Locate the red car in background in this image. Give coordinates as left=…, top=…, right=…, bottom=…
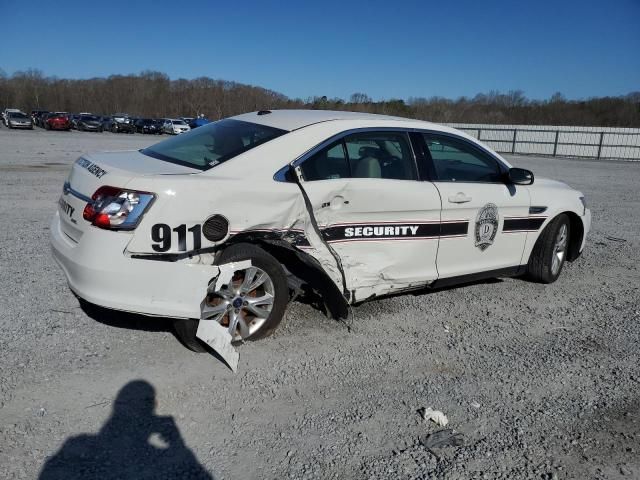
left=44, top=112, right=71, bottom=131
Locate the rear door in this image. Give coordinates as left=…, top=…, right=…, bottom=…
left=295, top=130, right=442, bottom=300
left=419, top=133, right=530, bottom=278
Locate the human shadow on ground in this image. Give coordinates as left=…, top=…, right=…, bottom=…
left=39, top=380, right=214, bottom=480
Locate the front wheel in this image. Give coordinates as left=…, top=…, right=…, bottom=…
left=527, top=214, right=570, bottom=283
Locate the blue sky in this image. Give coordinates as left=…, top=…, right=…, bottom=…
left=1, top=0, right=638, bottom=101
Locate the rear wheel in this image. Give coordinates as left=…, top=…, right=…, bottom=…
left=527, top=214, right=570, bottom=283
left=173, top=244, right=289, bottom=352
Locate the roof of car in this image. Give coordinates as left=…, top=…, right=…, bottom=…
left=231, top=109, right=434, bottom=132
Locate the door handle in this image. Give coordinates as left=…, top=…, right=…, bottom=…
left=448, top=192, right=472, bottom=204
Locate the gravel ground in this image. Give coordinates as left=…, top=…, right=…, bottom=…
left=0, top=126, right=639, bottom=480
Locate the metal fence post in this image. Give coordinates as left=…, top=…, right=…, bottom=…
left=553, top=130, right=559, bottom=156
left=512, top=129, right=517, bottom=154
left=477, top=128, right=481, bottom=141
left=597, top=132, right=604, bottom=159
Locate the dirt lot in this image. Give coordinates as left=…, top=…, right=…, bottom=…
left=0, top=126, right=639, bottom=480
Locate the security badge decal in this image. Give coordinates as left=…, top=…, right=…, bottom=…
left=475, top=203, right=499, bottom=250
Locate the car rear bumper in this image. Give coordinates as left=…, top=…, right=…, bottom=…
left=50, top=211, right=219, bottom=319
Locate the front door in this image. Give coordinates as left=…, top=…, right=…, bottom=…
left=420, top=133, right=531, bottom=278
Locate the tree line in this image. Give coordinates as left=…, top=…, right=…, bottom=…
left=1, top=69, right=638, bottom=127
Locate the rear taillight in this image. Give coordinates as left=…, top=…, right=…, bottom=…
left=83, top=186, right=155, bottom=230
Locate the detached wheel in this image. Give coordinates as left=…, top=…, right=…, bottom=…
left=527, top=214, right=570, bottom=283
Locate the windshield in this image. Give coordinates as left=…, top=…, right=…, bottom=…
left=81, top=115, right=99, bottom=121
left=173, top=120, right=186, bottom=125
left=10, top=112, right=28, bottom=119
left=141, top=119, right=287, bottom=170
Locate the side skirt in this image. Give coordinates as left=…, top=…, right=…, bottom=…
left=429, top=265, right=527, bottom=289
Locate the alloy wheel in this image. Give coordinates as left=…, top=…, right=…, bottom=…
left=201, top=266, right=275, bottom=341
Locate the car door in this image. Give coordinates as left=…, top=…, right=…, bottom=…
left=294, top=130, right=442, bottom=301
left=419, top=133, right=530, bottom=278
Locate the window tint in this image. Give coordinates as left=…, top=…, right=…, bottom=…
left=344, top=132, right=416, bottom=180
left=423, top=134, right=502, bottom=182
left=300, top=142, right=349, bottom=181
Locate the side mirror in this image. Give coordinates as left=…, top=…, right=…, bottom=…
left=507, top=167, right=534, bottom=185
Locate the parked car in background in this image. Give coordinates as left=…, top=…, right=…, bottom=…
left=99, top=116, right=112, bottom=130
left=188, top=116, right=211, bottom=129
left=181, top=117, right=195, bottom=126
left=36, top=112, right=51, bottom=128
left=135, top=118, right=162, bottom=134
left=77, top=115, right=104, bottom=132
left=2, top=108, right=22, bottom=126
left=163, top=118, right=191, bottom=134
left=69, top=114, right=81, bottom=129
left=109, top=114, right=135, bottom=133
left=43, top=112, right=71, bottom=130
left=31, top=110, right=48, bottom=125
left=6, top=111, right=34, bottom=129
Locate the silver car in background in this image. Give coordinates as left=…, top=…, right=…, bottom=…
left=5, top=111, right=33, bottom=129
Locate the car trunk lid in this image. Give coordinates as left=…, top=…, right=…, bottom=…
left=58, top=150, right=199, bottom=242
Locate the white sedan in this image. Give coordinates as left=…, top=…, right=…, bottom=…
left=163, top=119, right=191, bottom=135
left=51, top=110, right=591, bottom=355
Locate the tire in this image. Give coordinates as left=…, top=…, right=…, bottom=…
left=173, top=243, right=289, bottom=352
left=173, top=319, right=209, bottom=353
left=527, top=214, right=570, bottom=284
left=111, top=125, right=117, bottom=133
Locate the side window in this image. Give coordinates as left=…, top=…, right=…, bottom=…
left=300, top=142, right=349, bottom=181
left=423, top=134, right=503, bottom=182
left=344, top=132, right=416, bottom=180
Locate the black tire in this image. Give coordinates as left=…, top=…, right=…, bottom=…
left=527, top=214, right=570, bottom=284
left=173, top=243, right=289, bottom=352
left=111, top=125, right=117, bottom=133
left=173, top=319, right=209, bottom=352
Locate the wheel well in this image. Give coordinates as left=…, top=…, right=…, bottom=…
left=216, top=235, right=349, bottom=320
left=564, top=211, right=584, bottom=262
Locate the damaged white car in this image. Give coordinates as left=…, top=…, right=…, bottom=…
left=51, top=110, right=591, bottom=355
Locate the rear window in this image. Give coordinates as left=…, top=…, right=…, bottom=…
left=141, top=119, right=287, bottom=170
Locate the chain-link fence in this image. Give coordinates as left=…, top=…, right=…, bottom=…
left=444, top=123, right=640, bottom=161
